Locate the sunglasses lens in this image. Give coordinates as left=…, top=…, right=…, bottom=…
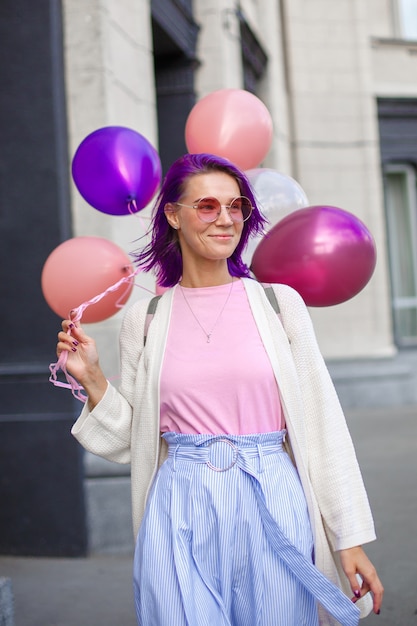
left=196, top=197, right=253, bottom=222
left=197, top=198, right=221, bottom=222
left=230, top=197, right=252, bottom=222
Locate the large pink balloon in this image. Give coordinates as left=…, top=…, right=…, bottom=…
left=185, top=89, right=273, bottom=170
left=72, top=126, right=162, bottom=216
left=41, top=237, right=134, bottom=322
left=251, top=206, right=377, bottom=306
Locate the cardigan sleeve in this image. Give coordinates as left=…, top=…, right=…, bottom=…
left=275, top=285, right=376, bottom=551
left=71, top=298, right=150, bottom=463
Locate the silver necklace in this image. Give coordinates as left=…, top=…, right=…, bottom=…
left=179, top=280, right=234, bottom=343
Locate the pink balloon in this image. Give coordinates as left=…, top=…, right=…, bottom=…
left=72, top=126, right=162, bottom=216
left=251, top=206, right=377, bottom=306
left=185, top=89, right=273, bottom=170
left=41, top=237, right=134, bottom=322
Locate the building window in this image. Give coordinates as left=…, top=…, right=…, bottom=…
left=238, top=13, right=268, bottom=94
left=395, top=0, right=417, bottom=40
left=384, top=164, right=417, bottom=346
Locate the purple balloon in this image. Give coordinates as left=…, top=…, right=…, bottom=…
left=72, top=126, right=162, bottom=216
left=251, top=205, right=377, bottom=306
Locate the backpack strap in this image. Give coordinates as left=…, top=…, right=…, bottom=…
left=144, top=295, right=162, bottom=345
left=262, top=284, right=280, bottom=315
left=262, top=283, right=289, bottom=343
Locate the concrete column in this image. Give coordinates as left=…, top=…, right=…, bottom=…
left=62, top=0, right=158, bottom=371
left=193, top=0, right=243, bottom=95
left=61, top=0, right=159, bottom=554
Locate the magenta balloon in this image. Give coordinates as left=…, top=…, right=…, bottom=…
left=72, top=126, right=162, bottom=216
left=251, top=206, right=377, bottom=306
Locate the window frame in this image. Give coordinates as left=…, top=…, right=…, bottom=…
left=384, top=163, right=417, bottom=346
left=392, top=0, right=417, bottom=40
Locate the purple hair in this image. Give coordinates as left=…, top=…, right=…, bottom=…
left=132, top=153, right=267, bottom=287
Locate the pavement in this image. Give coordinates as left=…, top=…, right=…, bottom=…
left=0, top=404, right=416, bottom=626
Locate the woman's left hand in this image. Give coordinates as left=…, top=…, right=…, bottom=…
left=339, top=545, right=384, bottom=615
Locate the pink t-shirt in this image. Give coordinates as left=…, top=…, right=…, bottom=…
left=160, top=280, right=284, bottom=435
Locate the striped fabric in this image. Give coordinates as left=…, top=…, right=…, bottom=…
left=133, top=431, right=360, bottom=626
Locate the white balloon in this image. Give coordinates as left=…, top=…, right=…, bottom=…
left=246, top=168, right=309, bottom=224
left=243, top=168, right=309, bottom=267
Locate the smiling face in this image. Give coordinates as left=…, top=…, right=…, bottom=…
left=164, top=171, right=244, bottom=279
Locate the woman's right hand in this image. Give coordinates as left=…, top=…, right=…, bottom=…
left=57, top=319, right=108, bottom=409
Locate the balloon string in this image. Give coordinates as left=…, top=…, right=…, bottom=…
left=49, top=350, right=88, bottom=402
left=127, top=198, right=151, bottom=234
left=48, top=266, right=143, bottom=403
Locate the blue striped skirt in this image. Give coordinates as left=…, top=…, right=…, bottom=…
left=133, top=431, right=360, bottom=626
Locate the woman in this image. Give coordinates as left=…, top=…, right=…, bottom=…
left=57, top=153, right=383, bottom=625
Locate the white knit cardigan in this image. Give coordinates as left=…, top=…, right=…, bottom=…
left=72, top=278, right=375, bottom=623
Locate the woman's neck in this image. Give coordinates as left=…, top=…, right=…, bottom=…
left=180, top=265, right=234, bottom=288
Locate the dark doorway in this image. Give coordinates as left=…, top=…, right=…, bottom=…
left=0, top=0, right=87, bottom=556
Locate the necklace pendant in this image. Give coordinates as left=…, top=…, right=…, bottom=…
left=179, top=280, right=234, bottom=345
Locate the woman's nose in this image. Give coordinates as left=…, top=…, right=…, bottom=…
left=215, top=205, right=234, bottom=225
